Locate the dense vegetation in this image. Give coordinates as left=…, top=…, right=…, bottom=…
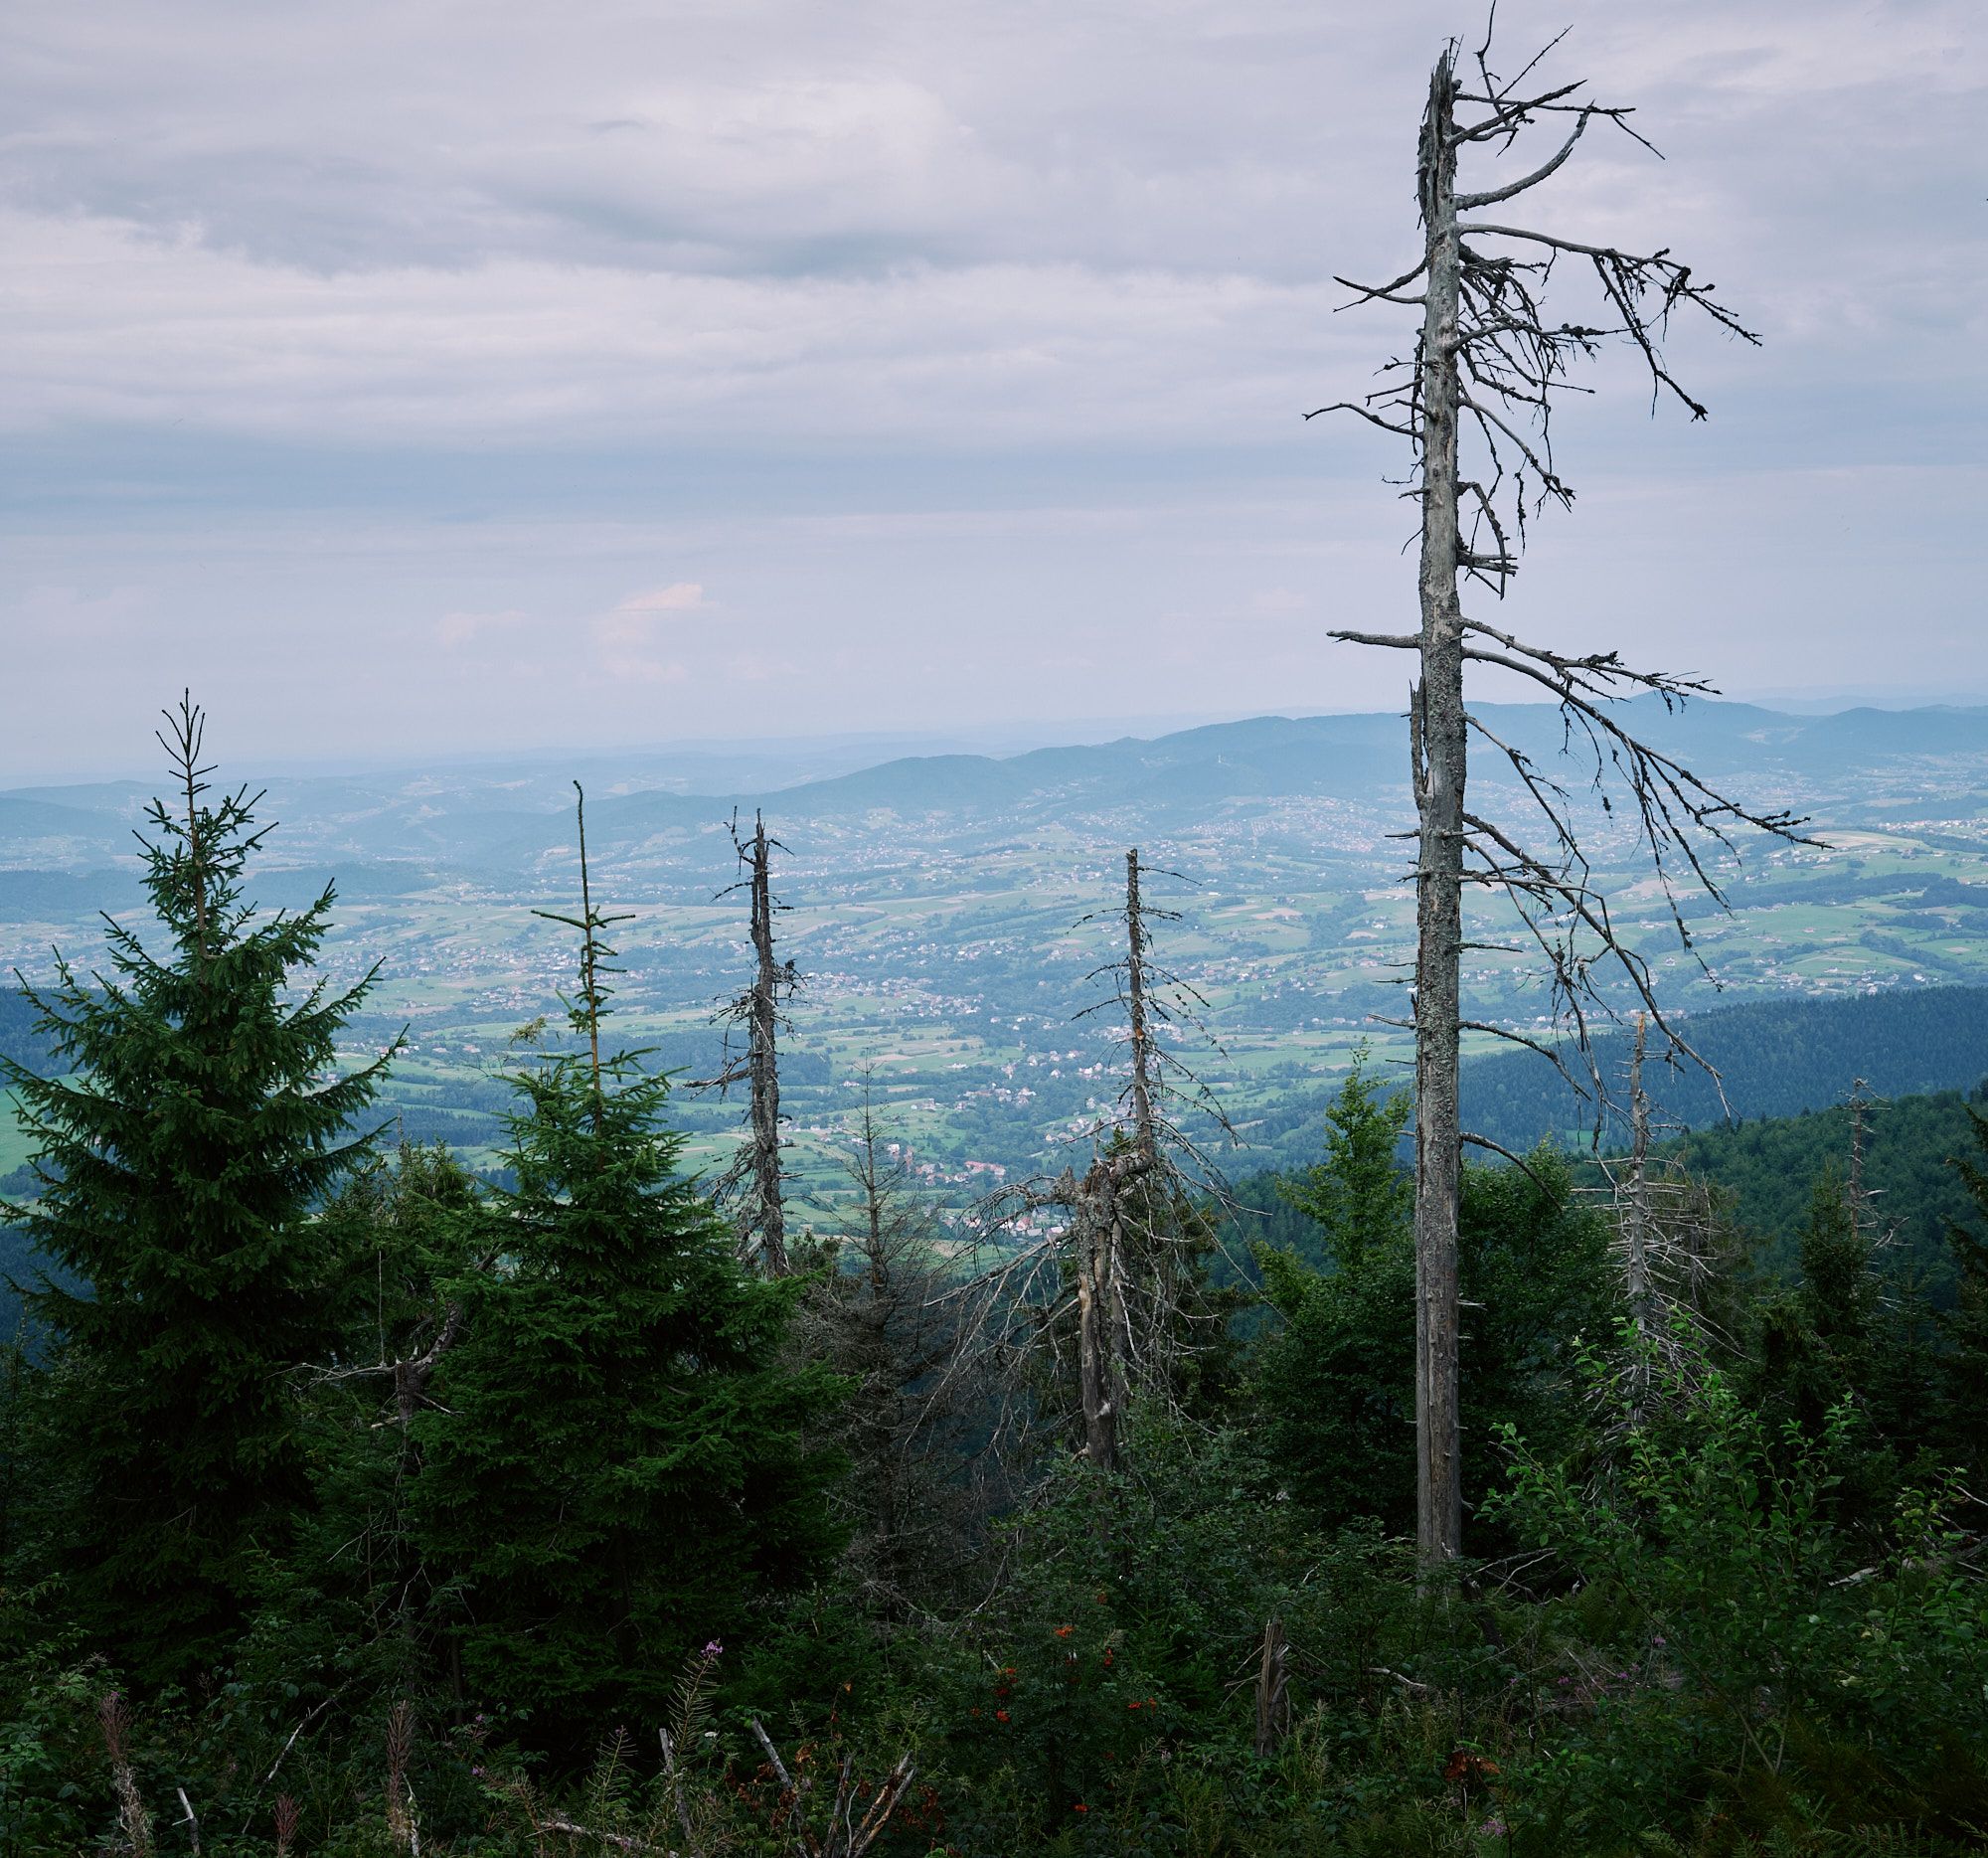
left=1461, top=986, right=1988, bottom=1153
left=2, top=731, right=1985, bottom=1856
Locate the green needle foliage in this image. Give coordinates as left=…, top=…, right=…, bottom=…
left=1939, top=1106, right=1988, bottom=1481
left=0, top=697, right=393, bottom=1685
left=413, top=786, right=844, bottom=1754
left=1254, top=1052, right=1417, bottom=1531
left=1253, top=1052, right=1609, bottom=1540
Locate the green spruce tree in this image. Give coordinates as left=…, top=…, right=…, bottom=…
left=0, top=697, right=393, bottom=1684
left=286, top=1140, right=484, bottom=1706
left=1253, top=1053, right=1416, bottom=1530
left=1752, top=1169, right=1879, bottom=1436
left=1253, top=1052, right=1609, bottom=1539
left=414, top=786, right=842, bottom=1750
left=1745, top=1165, right=1946, bottom=1520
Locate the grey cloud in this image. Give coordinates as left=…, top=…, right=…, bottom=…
left=10, top=2, right=1973, bottom=283
left=1, top=0, right=1981, bottom=767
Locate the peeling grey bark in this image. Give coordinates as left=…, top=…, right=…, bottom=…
left=1410, top=52, right=1468, bottom=1563
left=743, top=814, right=788, bottom=1276
left=1623, top=1014, right=1655, bottom=1420
left=697, top=810, right=798, bottom=1275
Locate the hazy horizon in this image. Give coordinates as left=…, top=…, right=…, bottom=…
left=7, top=683, right=1988, bottom=795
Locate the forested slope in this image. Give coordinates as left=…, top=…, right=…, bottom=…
left=1673, top=1086, right=1986, bottom=1283
left=1460, top=985, right=1988, bottom=1150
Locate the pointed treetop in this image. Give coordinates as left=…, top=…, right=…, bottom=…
left=531, top=781, right=636, bottom=1116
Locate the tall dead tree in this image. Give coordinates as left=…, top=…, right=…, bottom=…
left=1066, top=851, right=1163, bottom=1471
left=1845, top=1076, right=1893, bottom=1245
left=1312, top=22, right=1814, bottom=1560
left=958, top=849, right=1234, bottom=1473
left=1120, top=848, right=1159, bottom=1160
left=698, top=810, right=799, bottom=1275
left=1588, top=1013, right=1724, bottom=1428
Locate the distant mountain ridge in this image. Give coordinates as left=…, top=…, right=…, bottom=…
left=5, top=700, right=1985, bottom=880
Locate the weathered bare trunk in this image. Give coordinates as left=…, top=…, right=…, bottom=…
left=1253, top=1618, right=1290, bottom=1758
left=1318, top=22, right=1792, bottom=1560
left=1124, top=849, right=1157, bottom=1163
left=1848, top=1076, right=1872, bottom=1240
left=744, top=812, right=788, bottom=1274
left=574, top=785, right=605, bottom=1119
left=1074, top=1173, right=1119, bottom=1470
left=695, top=810, right=799, bottom=1273
left=1411, top=51, right=1465, bottom=1565
left=1073, top=850, right=1164, bottom=1472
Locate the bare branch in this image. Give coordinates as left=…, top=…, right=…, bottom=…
left=1305, top=400, right=1418, bottom=437
left=1460, top=1131, right=1554, bottom=1194
left=1455, top=109, right=1591, bottom=209
left=1328, top=627, right=1421, bottom=651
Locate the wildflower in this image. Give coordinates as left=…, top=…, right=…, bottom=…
left=996, top=1710, right=1010, bottom=1724
left=703, top=1640, right=724, bottom=1658
left=1128, top=1700, right=1142, bottom=1712
left=1073, top=1802, right=1089, bottom=1813
left=1478, top=1817, right=1508, bottom=1838
left=1055, top=1625, right=1074, bottom=1638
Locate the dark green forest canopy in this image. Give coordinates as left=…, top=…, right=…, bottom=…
left=0, top=987, right=54, bottom=1076
left=1221, top=1086, right=1987, bottom=1299
left=1458, top=984, right=1988, bottom=1150
left=1669, top=1086, right=1988, bottom=1284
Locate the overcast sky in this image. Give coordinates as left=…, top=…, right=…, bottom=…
left=3, top=0, right=1982, bottom=779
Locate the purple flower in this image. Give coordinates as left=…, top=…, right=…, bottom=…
left=1478, top=1817, right=1508, bottom=1839
left=1651, top=1635, right=1667, bottom=1648
left=703, top=1639, right=724, bottom=1658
